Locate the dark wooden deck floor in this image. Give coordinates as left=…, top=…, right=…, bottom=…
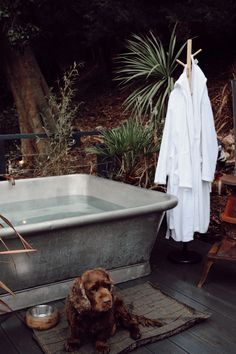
left=1, top=234, right=236, bottom=354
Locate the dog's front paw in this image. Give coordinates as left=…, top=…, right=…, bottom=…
left=130, top=327, right=141, bottom=340
left=95, top=340, right=110, bottom=354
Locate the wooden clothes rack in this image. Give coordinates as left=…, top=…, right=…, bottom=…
left=167, top=39, right=203, bottom=265
left=176, top=39, right=202, bottom=94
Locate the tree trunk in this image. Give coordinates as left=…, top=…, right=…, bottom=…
left=4, top=44, right=56, bottom=163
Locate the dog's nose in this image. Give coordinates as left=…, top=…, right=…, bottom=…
left=103, top=298, right=111, bottom=305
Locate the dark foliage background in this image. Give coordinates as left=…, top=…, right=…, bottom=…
left=0, top=0, right=236, bottom=132
left=1, top=0, right=236, bottom=75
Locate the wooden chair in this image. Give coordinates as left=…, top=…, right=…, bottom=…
left=197, top=174, right=236, bottom=287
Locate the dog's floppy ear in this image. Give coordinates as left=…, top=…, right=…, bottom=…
left=106, top=271, right=114, bottom=292
left=69, top=277, right=91, bottom=313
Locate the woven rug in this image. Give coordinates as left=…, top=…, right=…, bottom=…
left=33, top=282, right=210, bottom=354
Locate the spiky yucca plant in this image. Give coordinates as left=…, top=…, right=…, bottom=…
left=116, top=26, right=185, bottom=125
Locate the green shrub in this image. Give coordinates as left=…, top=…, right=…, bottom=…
left=35, top=62, right=81, bottom=176
left=87, top=118, right=159, bottom=185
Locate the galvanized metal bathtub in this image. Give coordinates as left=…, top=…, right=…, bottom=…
left=0, top=174, right=177, bottom=310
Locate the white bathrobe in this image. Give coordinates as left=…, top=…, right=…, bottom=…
left=154, top=58, right=218, bottom=242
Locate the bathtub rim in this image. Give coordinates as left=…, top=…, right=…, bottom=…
left=0, top=174, right=177, bottom=238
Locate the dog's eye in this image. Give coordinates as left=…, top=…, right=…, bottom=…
left=89, top=284, right=98, bottom=292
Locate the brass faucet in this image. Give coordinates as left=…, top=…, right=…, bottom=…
left=0, top=174, right=15, bottom=186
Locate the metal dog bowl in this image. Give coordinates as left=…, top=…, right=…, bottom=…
left=29, top=304, right=55, bottom=318
left=26, top=304, right=60, bottom=330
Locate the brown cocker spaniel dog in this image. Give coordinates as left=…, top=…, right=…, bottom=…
left=65, top=268, right=162, bottom=353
